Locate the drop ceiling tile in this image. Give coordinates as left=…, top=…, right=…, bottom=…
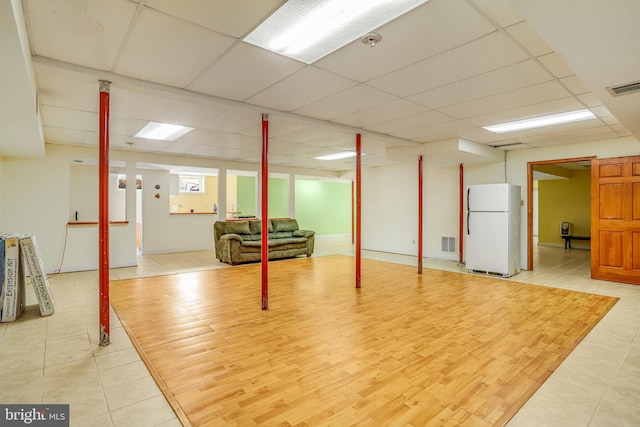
left=365, top=110, right=454, bottom=135
left=294, top=85, right=397, bottom=121
left=24, top=0, right=136, bottom=70
left=246, top=66, right=359, bottom=112
left=577, top=93, right=603, bottom=108
left=111, top=117, right=149, bottom=136
left=457, top=128, right=511, bottom=145
left=440, top=80, right=571, bottom=118
left=110, top=89, right=171, bottom=121
left=114, top=8, right=236, bottom=87
left=151, top=100, right=228, bottom=127
left=334, top=99, right=428, bottom=128
left=199, top=108, right=262, bottom=133
left=316, top=0, right=495, bottom=82
left=505, top=21, right=553, bottom=57
left=560, top=76, right=589, bottom=95
left=44, top=126, right=86, bottom=144
left=537, top=53, right=575, bottom=78
left=34, top=64, right=100, bottom=112
left=188, top=43, right=305, bottom=101
left=368, top=32, right=529, bottom=97
left=241, top=116, right=308, bottom=138
left=409, top=60, right=553, bottom=109
left=40, top=105, right=96, bottom=131
left=143, top=0, right=282, bottom=38
left=522, top=129, right=619, bottom=147
left=469, top=0, right=524, bottom=27
left=268, top=141, right=318, bottom=155
left=170, top=128, right=220, bottom=146
left=464, top=97, right=584, bottom=127
left=393, top=120, right=477, bottom=141
left=504, top=120, right=606, bottom=141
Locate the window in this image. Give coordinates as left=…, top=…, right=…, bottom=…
left=179, top=175, right=205, bottom=193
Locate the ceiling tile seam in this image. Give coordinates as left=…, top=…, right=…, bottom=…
left=109, top=0, right=146, bottom=73
left=183, top=39, right=251, bottom=92
left=19, top=0, right=38, bottom=58
left=141, top=3, right=244, bottom=40
left=246, top=64, right=359, bottom=113
left=316, top=33, right=505, bottom=88
left=405, top=60, right=557, bottom=110
left=40, top=103, right=98, bottom=116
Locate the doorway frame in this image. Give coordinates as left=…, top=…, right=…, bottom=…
left=526, top=156, right=596, bottom=270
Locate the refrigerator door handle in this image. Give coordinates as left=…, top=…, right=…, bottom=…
left=467, top=188, right=470, bottom=211
left=467, top=212, right=470, bottom=235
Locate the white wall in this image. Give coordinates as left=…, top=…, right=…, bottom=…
left=362, top=163, right=418, bottom=255
left=2, top=136, right=638, bottom=273
left=0, top=144, right=342, bottom=273
left=361, top=161, right=461, bottom=261
left=360, top=136, right=639, bottom=269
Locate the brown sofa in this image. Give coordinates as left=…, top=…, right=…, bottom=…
left=214, top=218, right=315, bottom=265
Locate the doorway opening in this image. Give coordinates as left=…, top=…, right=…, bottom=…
left=526, top=156, right=595, bottom=271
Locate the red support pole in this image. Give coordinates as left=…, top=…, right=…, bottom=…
left=351, top=180, right=355, bottom=245
left=98, top=80, right=111, bottom=346
left=356, top=134, right=362, bottom=288
left=459, top=163, right=464, bottom=265
left=261, top=114, right=269, bottom=310
left=418, top=155, right=423, bottom=274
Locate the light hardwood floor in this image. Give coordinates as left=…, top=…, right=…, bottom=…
left=110, top=254, right=616, bottom=426
left=1, top=237, right=640, bottom=426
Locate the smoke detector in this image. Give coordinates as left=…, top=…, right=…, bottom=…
left=361, top=32, right=382, bottom=47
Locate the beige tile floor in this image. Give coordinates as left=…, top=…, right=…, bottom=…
left=1, top=236, right=639, bottom=426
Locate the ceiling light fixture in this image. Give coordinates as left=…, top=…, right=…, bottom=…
left=483, top=109, right=596, bottom=133
left=314, top=151, right=365, bottom=160
left=134, top=122, right=194, bottom=141
left=243, top=0, right=430, bottom=64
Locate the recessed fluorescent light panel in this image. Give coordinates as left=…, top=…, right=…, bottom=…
left=483, top=109, right=596, bottom=133
left=315, top=151, right=365, bottom=160
left=244, top=0, right=430, bottom=64
left=134, top=121, right=194, bottom=141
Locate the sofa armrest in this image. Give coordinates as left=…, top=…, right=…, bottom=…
left=221, top=233, right=243, bottom=242
left=293, top=229, right=314, bottom=238
left=218, top=234, right=243, bottom=264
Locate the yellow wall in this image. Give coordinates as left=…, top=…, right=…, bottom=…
left=170, top=175, right=218, bottom=213
left=538, top=169, right=590, bottom=246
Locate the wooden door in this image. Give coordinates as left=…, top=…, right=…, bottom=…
left=591, top=155, right=640, bottom=285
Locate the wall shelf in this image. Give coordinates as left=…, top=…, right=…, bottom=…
left=67, top=221, right=129, bottom=226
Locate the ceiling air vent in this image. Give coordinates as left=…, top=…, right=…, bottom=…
left=606, top=80, right=640, bottom=97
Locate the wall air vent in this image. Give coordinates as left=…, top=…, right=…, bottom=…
left=441, top=237, right=456, bottom=253
left=606, top=80, right=640, bottom=97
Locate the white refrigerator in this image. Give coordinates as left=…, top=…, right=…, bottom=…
left=466, top=183, right=521, bottom=277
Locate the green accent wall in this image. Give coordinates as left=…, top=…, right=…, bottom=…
left=236, top=175, right=256, bottom=217
left=295, top=179, right=351, bottom=235
left=538, top=169, right=591, bottom=246
left=268, top=177, right=288, bottom=218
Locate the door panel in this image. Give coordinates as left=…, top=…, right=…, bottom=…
left=599, top=231, right=623, bottom=267
left=592, top=155, right=640, bottom=285
left=599, top=184, right=623, bottom=219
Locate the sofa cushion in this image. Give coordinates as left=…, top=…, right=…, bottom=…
left=271, top=219, right=299, bottom=232
left=241, top=237, right=308, bottom=248
left=269, top=231, right=294, bottom=239
left=223, top=221, right=251, bottom=235
left=248, top=219, right=273, bottom=234
left=238, top=234, right=260, bottom=241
